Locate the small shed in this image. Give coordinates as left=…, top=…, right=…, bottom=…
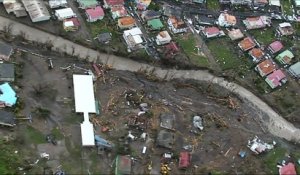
left=0, top=63, right=14, bottom=82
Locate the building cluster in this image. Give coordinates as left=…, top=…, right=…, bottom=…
left=0, top=42, right=17, bottom=108
left=195, top=8, right=300, bottom=89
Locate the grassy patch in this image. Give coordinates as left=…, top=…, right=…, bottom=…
left=206, top=38, right=242, bottom=70
left=175, top=34, right=209, bottom=67
left=253, top=77, right=271, bottom=94
left=0, top=140, right=23, bottom=174
left=51, top=127, right=64, bottom=140
left=25, top=125, right=45, bottom=144
left=249, top=28, right=275, bottom=46
left=281, top=0, right=293, bottom=15
left=207, top=0, right=220, bottom=11
left=263, top=147, right=287, bottom=174
left=86, top=18, right=120, bottom=38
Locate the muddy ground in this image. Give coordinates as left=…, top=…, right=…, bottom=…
left=0, top=48, right=299, bottom=175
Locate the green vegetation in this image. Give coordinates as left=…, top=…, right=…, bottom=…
left=206, top=38, right=242, bottom=70
left=249, top=28, right=275, bottom=45
left=148, top=2, right=160, bottom=11
left=86, top=18, right=120, bottom=38
left=253, top=77, right=271, bottom=94
left=34, top=107, right=51, bottom=119
left=25, top=125, right=45, bottom=144
left=0, top=140, right=23, bottom=174
left=176, top=34, right=209, bottom=67
left=272, top=87, right=300, bottom=115
left=51, top=127, right=64, bottom=140
left=281, top=0, right=293, bottom=15
left=263, top=147, right=287, bottom=174
left=207, top=0, right=220, bottom=11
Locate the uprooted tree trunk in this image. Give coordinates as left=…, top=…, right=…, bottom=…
left=44, top=40, right=54, bottom=51
left=3, top=23, right=14, bottom=40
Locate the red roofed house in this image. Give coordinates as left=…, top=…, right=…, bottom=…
left=63, top=17, right=80, bottom=31
left=202, top=26, right=222, bottom=38
left=179, top=152, right=191, bottom=169
left=86, top=6, right=104, bottom=22
left=255, top=59, right=276, bottom=77
left=265, top=69, right=287, bottom=89
left=249, top=48, right=264, bottom=63
left=238, top=37, right=256, bottom=51
left=103, top=0, right=124, bottom=8
left=279, top=163, right=297, bottom=175
left=268, top=41, right=284, bottom=54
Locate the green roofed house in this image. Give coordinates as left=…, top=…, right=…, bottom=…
left=115, top=155, right=131, bottom=175
left=147, top=18, right=163, bottom=30
left=275, top=50, right=294, bottom=65
left=77, top=0, right=98, bottom=9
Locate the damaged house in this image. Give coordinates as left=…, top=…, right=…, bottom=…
left=3, top=0, right=27, bottom=17
left=202, top=26, right=225, bottom=38
left=160, top=113, right=175, bottom=130
left=156, top=31, right=171, bottom=45
left=123, top=27, right=144, bottom=51
left=228, top=29, right=244, bottom=41
left=278, top=22, right=294, bottom=36
left=217, top=12, right=236, bottom=27
left=167, top=16, right=187, bottom=34
left=157, top=130, right=175, bottom=149
left=243, top=16, right=271, bottom=30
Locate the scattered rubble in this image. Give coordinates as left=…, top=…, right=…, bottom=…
left=193, top=116, right=204, bottom=131
left=247, top=136, right=276, bottom=155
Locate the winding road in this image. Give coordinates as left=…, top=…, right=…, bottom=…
left=1, top=16, right=300, bottom=143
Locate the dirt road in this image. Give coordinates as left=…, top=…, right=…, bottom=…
left=1, top=16, right=300, bottom=143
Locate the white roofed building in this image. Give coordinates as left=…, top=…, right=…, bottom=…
left=49, top=0, right=67, bottom=9
left=156, top=31, right=171, bottom=45
left=55, top=8, right=76, bottom=20
left=21, top=0, right=50, bottom=22
left=3, top=0, right=27, bottom=17
left=269, top=0, right=280, bottom=6
left=123, top=27, right=144, bottom=51
left=73, top=75, right=96, bottom=147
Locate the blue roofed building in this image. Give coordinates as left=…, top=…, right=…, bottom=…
left=0, top=82, right=17, bottom=107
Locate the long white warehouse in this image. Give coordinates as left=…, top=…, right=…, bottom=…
left=73, top=74, right=96, bottom=146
